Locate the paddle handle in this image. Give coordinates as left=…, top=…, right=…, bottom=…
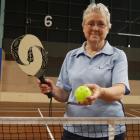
left=39, top=76, right=53, bottom=98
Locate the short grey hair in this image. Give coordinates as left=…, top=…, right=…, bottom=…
left=82, top=3, right=112, bottom=29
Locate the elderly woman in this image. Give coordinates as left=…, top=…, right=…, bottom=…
left=38, top=3, right=130, bottom=140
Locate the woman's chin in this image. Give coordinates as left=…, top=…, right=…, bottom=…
left=89, top=39, right=99, bottom=44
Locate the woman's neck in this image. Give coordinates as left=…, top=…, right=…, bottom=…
left=85, top=41, right=105, bottom=56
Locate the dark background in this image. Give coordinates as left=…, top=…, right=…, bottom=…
left=2, top=0, right=140, bottom=79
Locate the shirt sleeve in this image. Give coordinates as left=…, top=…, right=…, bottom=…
left=56, top=52, right=72, bottom=92
left=112, top=50, right=130, bottom=95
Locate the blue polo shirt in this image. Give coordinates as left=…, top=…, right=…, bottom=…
left=56, top=41, right=130, bottom=137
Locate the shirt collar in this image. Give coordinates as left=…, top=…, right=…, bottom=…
left=100, top=41, right=114, bottom=55
left=77, top=42, right=86, bottom=56
left=74, top=41, right=114, bottom=57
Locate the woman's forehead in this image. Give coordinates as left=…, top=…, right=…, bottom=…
left=84, top=12, right=107, bottom=22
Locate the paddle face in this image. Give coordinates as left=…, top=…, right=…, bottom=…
left=11, top=34, right=47, bottom=78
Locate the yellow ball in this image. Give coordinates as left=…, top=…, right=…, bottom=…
left=74, top=86, right=92, bottom=102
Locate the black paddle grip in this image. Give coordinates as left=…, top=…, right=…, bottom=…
left=39, top=76, right=53, bottom=98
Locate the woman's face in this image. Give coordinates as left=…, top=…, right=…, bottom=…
left=83, top=12, right=109, bottom=45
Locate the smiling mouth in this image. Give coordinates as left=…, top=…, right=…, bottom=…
left=91, top=32, right=99, bottom=36
left=91, top=35, right=98, bottom=38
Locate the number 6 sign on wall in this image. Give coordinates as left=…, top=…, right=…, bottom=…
left=44, top=15, right=53, bottom=27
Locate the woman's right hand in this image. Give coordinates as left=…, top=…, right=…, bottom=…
left=37, top=78, right=54, bottom=95
left=37, top=78, right=69, bottom=102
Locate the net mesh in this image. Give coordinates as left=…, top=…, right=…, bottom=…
left=0, top=117, right=139, bottom=140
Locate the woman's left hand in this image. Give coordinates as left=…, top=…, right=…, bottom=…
left=79, top=84, right=103, bottom=105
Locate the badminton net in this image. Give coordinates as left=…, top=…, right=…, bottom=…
left=0, top=117, right=139, bottom=140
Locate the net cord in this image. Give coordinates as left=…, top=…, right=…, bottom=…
left=0, top=117, right=140, bottom=125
